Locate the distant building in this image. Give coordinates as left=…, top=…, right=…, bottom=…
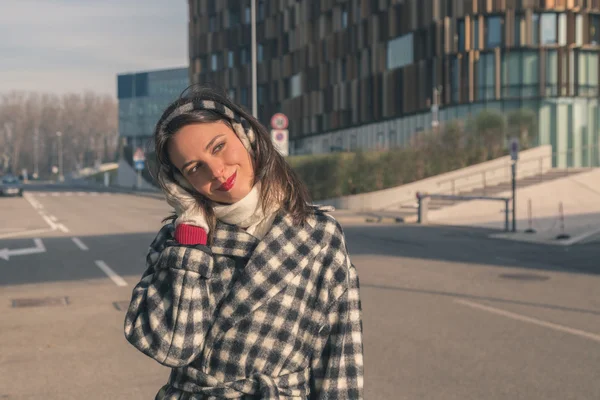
left=188, top=1, right=600, bottom=166
left=117, top=67, right=189, bottom=149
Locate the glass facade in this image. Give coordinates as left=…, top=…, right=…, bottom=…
left=189, top=2, right=600, bottom=164
left=117, top=67, right=189, bottom=147
left=386, top=33, right=413, bottom=70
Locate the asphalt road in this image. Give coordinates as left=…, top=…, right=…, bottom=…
left=1, top=183, right=599, bottom=399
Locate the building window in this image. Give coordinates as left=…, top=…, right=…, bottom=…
left=477, top=52, right=495, bottom=100
left=486, top=16, right=502, bottom=48
left=532, top=14, right=540, bottom=44
left=258, top=44, right=264, bottom=63
left=240, top=87, right=249, bottom=107
left=241, top=47, right=249, bottom=65
left=451, top=57, right=460, bottom=102
left=576, top=14, right=583, bottom=46
left=578, top=51, right=599, bottom=96
left=227, top=88, right=236, bottom=100
left=457, top=19, right=465, bottom=52
left=244, top=5, right=251, bottom=24
left=558, top=14, right=567, bottom=46
left=502, top=52, right=519, bottom=98
left=540, top=13, right=557, bottom=45
left=386, top=33, right=413, bottom=70
left=209, top=15, right=217, bottom=32
left=514, top=14, right=523, bottom=46
left=341, top=58, right=347, bottom=82
left=228, top=50, right=234, bottom=68
left=350, top=134, right=357, bottom=150
left=290, top=73, right=302, bottom=98
left=211, top=54, right=218, bottom=71
left=388, top=131, right=397, bottom=148
left=229, top=8, right=240, bottom=27
left=257, top=85, right=266, bottom=105
left=473, top=18, right=480, bottom=50
left=522, top=51, right=539, bottom=97
left=545, top=50, right=558, bottom=96
left=591, top=15, right=600, bottom=45
left=258, top=0, right=265, bottom=22
left=341, top=6, right=348, bottom=29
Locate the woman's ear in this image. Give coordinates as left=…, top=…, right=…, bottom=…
left=173, top=171, right=196, bottom=191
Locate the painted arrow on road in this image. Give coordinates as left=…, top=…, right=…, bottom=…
left=0, top=238, right=46, bottom=261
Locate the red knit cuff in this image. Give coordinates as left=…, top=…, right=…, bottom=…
left=175, top=223, right=208, bottom=245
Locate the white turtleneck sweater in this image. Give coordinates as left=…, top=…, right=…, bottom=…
left=212, top=183, right=279, bottom=240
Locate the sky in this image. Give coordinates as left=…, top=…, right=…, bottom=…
left=0, top=0, right=188, bottom=98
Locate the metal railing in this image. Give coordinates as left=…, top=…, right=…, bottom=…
left=435, top=144, right=598, bottom=197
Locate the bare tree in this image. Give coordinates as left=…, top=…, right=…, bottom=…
left=0, top=91, right=118, bottom=178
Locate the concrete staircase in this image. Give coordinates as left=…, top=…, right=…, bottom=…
left=426, top=168, right=590, bottom=211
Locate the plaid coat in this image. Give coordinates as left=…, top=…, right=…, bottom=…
left=124, top=207, right=364, bottom=399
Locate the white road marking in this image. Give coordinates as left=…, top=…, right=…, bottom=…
left=455, top=299, right=600, bottom=343
left=22, top=192, right=71, bottom=234
left=41, top=214, right=58, bottom=230
left=38, top=193, right=47, bottom=197
left=51, top=192, right=59, bottom=197
left=71, top=237, right=89, bottom=251
left=90, top=192, right=99, bottom=196
left=0, top=238, right=46, bottom=261
left=56, top=223, right=69, bottom=233
left=95, top=260, right=127, bottom=287
left=49, top=215, right=58, bottom=222
left=0, top=228, right=53, bottom=239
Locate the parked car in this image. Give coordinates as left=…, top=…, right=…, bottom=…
left=0, top=175, right=23, bottom=196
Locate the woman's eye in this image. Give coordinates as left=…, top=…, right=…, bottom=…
left=189, top=164, right=200, bottom=174
left=213, top=143, right=225, bottom=153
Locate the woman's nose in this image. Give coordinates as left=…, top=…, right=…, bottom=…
left=206, top=159, right=225, bottom=180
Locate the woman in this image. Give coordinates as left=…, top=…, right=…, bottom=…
left=124, top=86, right=364, bottom=399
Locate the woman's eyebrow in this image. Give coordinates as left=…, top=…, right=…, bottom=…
left=181, top=134, right=226, bottom=170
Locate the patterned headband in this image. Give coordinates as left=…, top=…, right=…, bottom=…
left=160, top=99, right=257, bottom=156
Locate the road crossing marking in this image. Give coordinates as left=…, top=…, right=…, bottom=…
left=455, top=299, right=600, bottom=343
left=71, top=237, right=89, bottom=251
left=95, top=260, right=127, bottom=287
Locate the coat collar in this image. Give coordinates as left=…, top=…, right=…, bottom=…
left=203, top=210, right=324, bottom=354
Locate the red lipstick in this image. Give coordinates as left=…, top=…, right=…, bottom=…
left=217, top=171, right=237, bottom=192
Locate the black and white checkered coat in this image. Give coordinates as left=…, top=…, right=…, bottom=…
left=124, top=207, right=364, bottom=399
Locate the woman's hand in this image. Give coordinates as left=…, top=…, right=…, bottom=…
left=160, top=170, right=209, bottom=243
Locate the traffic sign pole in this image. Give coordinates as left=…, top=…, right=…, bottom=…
left=509, top=138, right=519, bottom=232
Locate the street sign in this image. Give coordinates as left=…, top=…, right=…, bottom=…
left=134, top=160, right=145, bottom=171
left=133, top=147, right=146, bottom=162
left=509, top=137, right=519, bottom=161
left=270, top=113, right=289, bottom=130
left=270, top=129, right=289, bottom=156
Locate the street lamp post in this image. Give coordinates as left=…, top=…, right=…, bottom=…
left=251, top=0, right=257, bottom=118
left=56, top=131, right=64, bottom=182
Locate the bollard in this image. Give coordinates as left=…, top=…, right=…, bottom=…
left=556, top=201, right=571, bottom=240
left=525, top=198, right=536, bottom=233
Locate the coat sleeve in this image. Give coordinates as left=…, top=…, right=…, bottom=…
left=309, top=254, right=364, bottom=399
left=123, top=224, right=215, bottom=367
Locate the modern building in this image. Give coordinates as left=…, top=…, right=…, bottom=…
left=117, top=67, right=189, bottom=149
left=188, top=1, right=599, bottom=166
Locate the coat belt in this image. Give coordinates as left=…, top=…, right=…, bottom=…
left=156, top=368, right=310, bottom=399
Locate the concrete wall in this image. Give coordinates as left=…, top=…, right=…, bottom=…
left=320, top=145, right=553, bottom=211
left=116, top=159, right=156, bottom=191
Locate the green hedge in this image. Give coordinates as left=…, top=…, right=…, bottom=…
left=288, top=109, right=538, bottom=201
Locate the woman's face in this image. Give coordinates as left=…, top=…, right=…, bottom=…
left=167, top=120, right=255, bottom=204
